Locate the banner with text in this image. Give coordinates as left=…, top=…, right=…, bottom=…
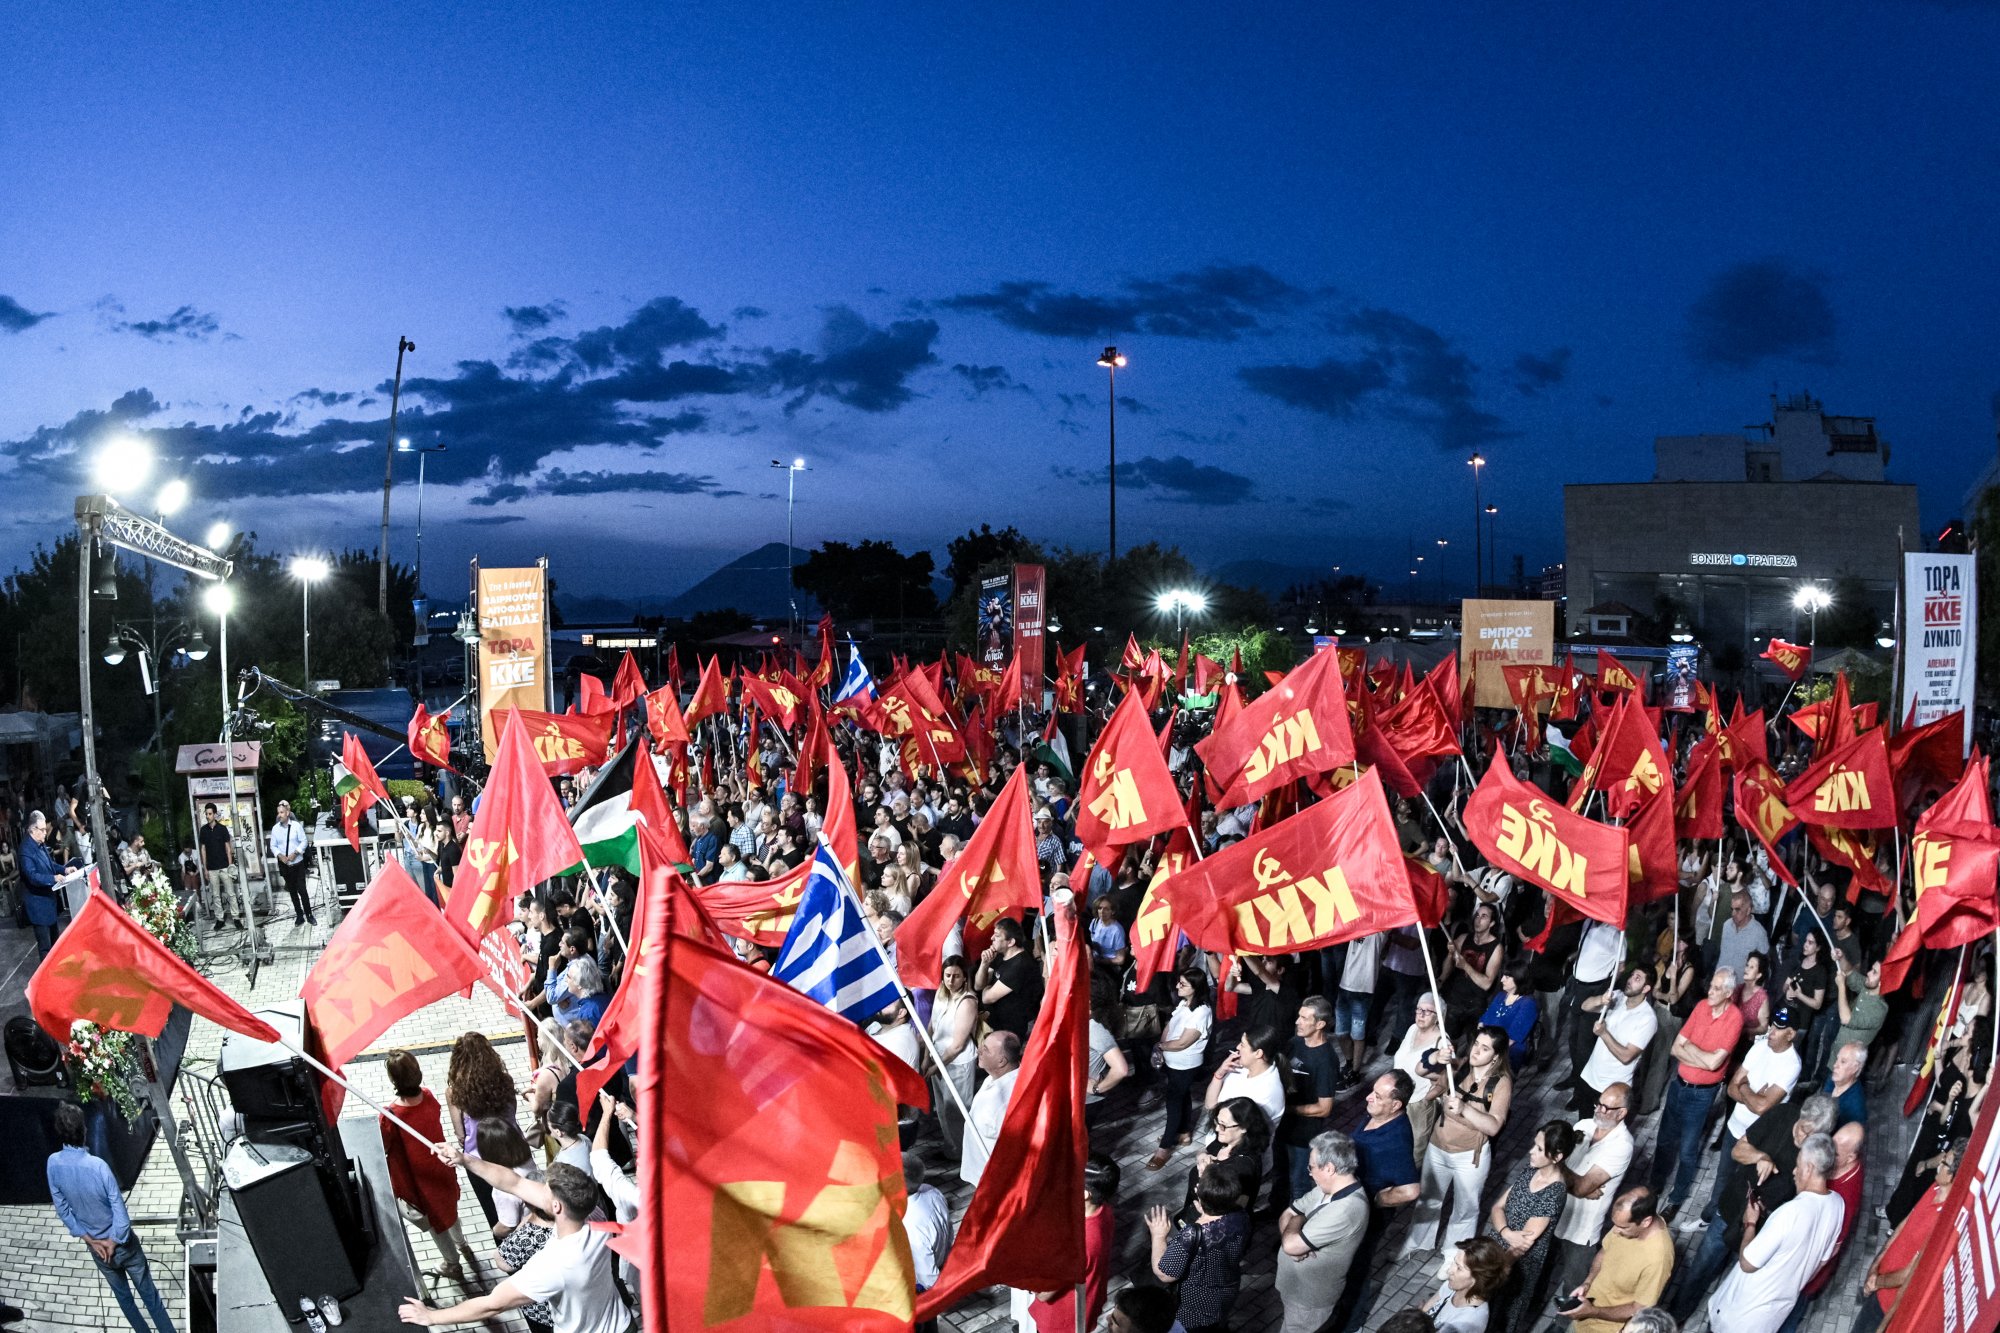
left=1461, top=599, right=1556, bottom=710
left=1883, top=1066, right=2000, bottom=1333
left=477, top=563, right=552, bottom=761
left=1014, top=563, right=1047, bottom=700
left=1900, top=552, right=1976, bottom=757
left=978, top=573, right=1014, bottom=668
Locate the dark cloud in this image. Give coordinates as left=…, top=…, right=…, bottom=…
left=0, top=295, right=51, bottom=333
left=108, top=304, right=224, bottom=342
left=1687, top=259, right=1837, bottom=369
left=1511, top=347, right=1571, bottom=395
left=1055, top=453, right=1255, bottom=506
left=1116, top=395, right=1154, bottom=415
left=0, top=294, right=944, bottom=503
left=460, top=514, right=526, bottom=525
left=472, top=466, right=727, bottom=507
left=759, top=306, right=940, bottom=412
left=732, top=306, right=770, bottom=320
left=952, top=363, right=1017, bottom=395
left=291, top=388, right=356, bottom=407
left=503, top=302, right=567, bottom=334
left=940, top=264, right=1303, bottom=341
left=1240, top=306, right=1511, bottom=450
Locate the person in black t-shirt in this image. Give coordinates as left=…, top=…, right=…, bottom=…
left=977, top=918, right=1043, bottom=1040
left=1280, top=996, right=1342, bottom=1200
left=196, top=802, right=238, bottom=927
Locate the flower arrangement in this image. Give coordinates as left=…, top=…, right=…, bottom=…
left=125, top=864, right=194, bottom=963
left=64, top=1021, right=141, bottom=1120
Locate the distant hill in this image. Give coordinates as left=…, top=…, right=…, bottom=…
left=664, top=543, right=819, bottom=620
left=1211, top=558, right=1327, bottom=596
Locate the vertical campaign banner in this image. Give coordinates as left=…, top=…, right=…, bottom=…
left=1460, top=599, right=1555, bottom=709
left=977, top=573, right=1014, bottom=668
left=1013, top=563, right=1047, bottom=694
left=477, top=562, right=551, bottom=761
left=1664, top=645, right=1700, bottom=712
left=1902, top=552, right=1977, bottom=755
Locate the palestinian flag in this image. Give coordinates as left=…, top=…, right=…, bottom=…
left=1545, top=722, right=1585, bottom=779
left=571, top=742, right=646, bottom=875
left=1031, top=716, right=1074, bottom=786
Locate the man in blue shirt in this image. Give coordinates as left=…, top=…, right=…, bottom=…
left=1334, top=1071, right=1421, bottom=1333
left=46, top=1103, right=176, bottom=1333
left=1822, top=1040, right=1868, bottom=1129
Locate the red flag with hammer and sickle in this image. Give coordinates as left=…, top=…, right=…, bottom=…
left=895, top=763, right=1040, bottom=987
left=442, top=709, right=586, bottom=942
left=1074, top=689, right=1185, bottom=857
left=1464, top=759, right=1630, bottom=926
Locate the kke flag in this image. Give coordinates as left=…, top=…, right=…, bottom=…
left=1883, top=756, right=2000, bottom=991
left=645, top=683, right=690, bottom=751
left=1074, top=690, right=1185, bottom=857
left=1195, top=646, right=1356, bottom=809
left=337, top=732, right=392, bottom=852
left=1596, top=650, right=1643, bottom=695
left=1157, top=767, right=1411, bottom=955
left=696, top=735, right=859, bottom=946
left=1582, top=693, right=1673, bottom=820
left=1676, top=737, right=1726, bottom=841
left=28, top=890, right=280, bottom=1045
left=683, top=656, right=729, bottom=729
left=443, top=710, right=585, bottom=942
left=407, top=704, right=455, bottom=772
left=1784, top=727, right=1897, bottom=830
left=509, top=707, right=613, bottom=775
left=629, top=917, right=929, bottom=1333
left=739, top=670, right=804, bottom=731
left=1463, top=759, right=1629, bottom=926
left=611, top=649, right=647, bottom=710
left=917, top=904, right=1090, bottom=1317
left=1129, top=829, right=1197, bottom=986
left=1734, top=762, right=1802, bottom=887
left=1761, top=638, right=1812, bottom=681
left=896, top=763, right=1040, bottom=987
left=300, top=862, right=485, bottom=1068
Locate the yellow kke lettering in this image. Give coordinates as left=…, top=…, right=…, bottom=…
left=1132, top=853, right=1186, bottom=948
left=1811, top=766, right=1872, bottom=815
left=1230, top=848, right=1359, bottom=949
left=1913, top=833, right=1950, bottom=900
left=1495, top=800, right=1588, bottom=896
left=1241, top=709, right=1322, bottom=786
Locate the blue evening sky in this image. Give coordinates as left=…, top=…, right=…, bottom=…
left=4, top=3, right=1997, bottom=602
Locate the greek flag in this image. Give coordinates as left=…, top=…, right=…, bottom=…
left=833, top=643, right=878, bottom=706
left=772, top=838, right=900, bottom=1021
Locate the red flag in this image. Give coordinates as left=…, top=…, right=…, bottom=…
left=896, top=763, right=1040, bottom=987
left=1378, top=667, right=1462, bottom=761
left=990, top=654, right=1023, bottom=714
left=1192, top=652, right=1224, bottom=696
left=1054, top=643, right=1087, bottom=713
left=1891, top=710, right=1966, bottom=822
left=1074, top=690, right=1186, bottom=856
left=1733, top=762, right=1801, bottom=887
left=1675, top=737, right=1725, bottom=841
left=1429, top=653, right=1467, bottom=730
left=1805, top=823, right=1893, bottom=899
left=1907, top=757, right=2000, bottom=946
left=1626, top=785, right=1679, bottom=905
left=630, top=742, right=692, bottom=868
left=1158, top=767, right=1412, bottom=954
left=1548, top=654, right=1582, bottom=723
left=645, top=683, right=691, bottom=751
left=1761, top=638, right=1811, bottom=681
left=1784, top=727, right=1898, bottom=830
left=628, top=913, right=929, bottom=1333
left=407, top=705, right=456, bottom=773
left=1404, top=854, right=1450, bottom=928
left=1353, top=680, right=1424, bottom=799
left=28, top=890, right=281, bottom=1044
left=918, top=905, right=1089, bottom=1317
left=1463, top=759, right=1630, bottom=926
left=510, top=707, right=613, bottom=775
left=577, top=672, right=615, bottom=717
left=300, top=862, right=485, bottom=1068
left=738, top=670, right=804, bottom=731
left=683, top=656, right=729, bottom=729
left=1725, top=704, right=1770, bottom=772
left=696, top=743, right=858, bottom=945
left=1595, top=649, right=1642, bottom=695
left=338, top=731, right=392, bottom=852
left=1130, top=828, right=1197, bottom=986
left=1573, top=693, right=1670, bottom=819
left=611, top=650, right=647, bottom=709
left=1194, top=647, right=1356, bottom=809
left=443, top=710, right=586, bottom=941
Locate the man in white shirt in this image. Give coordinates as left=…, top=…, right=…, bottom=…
left=1576, top=967, right=1660, bottom=1114
left=1708, top=1134, right=1844, bottom=1333
left=267, top=800, right=314, bottom=925
left=1564, top=918, right=1627, bottom=1072
left=902, top=1152, right=955, bottom=1293
left=961, top=1031, right=1021, bottom=1186
left=401, top=1161, right=629, bottom=1333
left=1698, top=1013, right=1805, bottom=1230
left=1548, top=1081, right=1635, bottom=1299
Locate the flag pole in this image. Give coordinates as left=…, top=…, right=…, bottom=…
left=828, top=842, right=993, bottom=1159
left=273, top=1036, right=438, bottom=1148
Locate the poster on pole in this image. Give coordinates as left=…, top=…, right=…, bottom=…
left=1460, top=599, right=1555, bottom=710
left=1013, top=563, right=1046, bottom=695
left=1900, top=552, right=1977, bottom=756
left=977, top=573, right=1014, bottom=669
left=477, top=562, right=552, bottom=761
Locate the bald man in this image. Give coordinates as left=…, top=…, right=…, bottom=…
left=961, top=1031, right=1021, bottom=1187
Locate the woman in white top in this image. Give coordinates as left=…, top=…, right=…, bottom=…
left=927, top=956, right=981, bottom=1153
left=1147, top=968, right=1213, bottom=1170
left=1202, top=1025, right=1289, bottom=1205
left=1424, top=1235, right=1514, bottom=1333
left=1395, top=991, right=1449, bottom=1161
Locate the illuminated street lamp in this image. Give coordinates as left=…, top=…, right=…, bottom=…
left=291, top=556, right=331, bottom=684
left=1155, top=589, right=1207, bottom=637
left=1098, top=347, right=1127, bottom=561
left=94, top=436, right=155, bottom=498
left=771, top=458, right=807, bottom=641
left=1468, top=453, right=1486, bottom=595
left=1793, top=584, right=1832, bottom=646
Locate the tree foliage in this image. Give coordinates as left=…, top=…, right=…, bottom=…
left=793, top=540, right=939, bottom=622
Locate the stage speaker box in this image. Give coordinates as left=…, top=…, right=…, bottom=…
left=323, top=839, right=369, bottom=892
left=224, top=1140, right=364, bottom=1322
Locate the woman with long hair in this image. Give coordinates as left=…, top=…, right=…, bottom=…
left=380, top=1050, right=475, bottom=1283
left=1488, top=1120, right=1578, bottom=1333
left=1149, top=969, right=1214, bottom=1171
left=1404, top=1026, right=1514, bottom=1258
left=928, top=955, right=981, bottom=1153
left=444, top=1032, right=521, bottom=1229
left=475, top=1116, right=542, bottom=1243
left=1178, top=1097, right=1270, bottom=1224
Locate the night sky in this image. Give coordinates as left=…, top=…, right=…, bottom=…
left=5, top=4, right=1999, bottom=604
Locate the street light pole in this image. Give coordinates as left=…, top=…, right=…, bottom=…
left=1099, top=348, right=1126, bottom=562
left=1468, top=453, right=1485, bottom=599
left=1485, top=504, right=1499, bottom=593
left=377, top=335, right=414, bottom=616
left=771, top=459, right=806, bottom=641
left=205, top=583, right=268, bottom=979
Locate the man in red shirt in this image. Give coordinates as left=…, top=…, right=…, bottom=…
left=1851, top=1142, right=1957, bottom=1333
left=1029, top=1154, right=1119, bottom=1333
left=1651, top=966, right=1744, bottom=1217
